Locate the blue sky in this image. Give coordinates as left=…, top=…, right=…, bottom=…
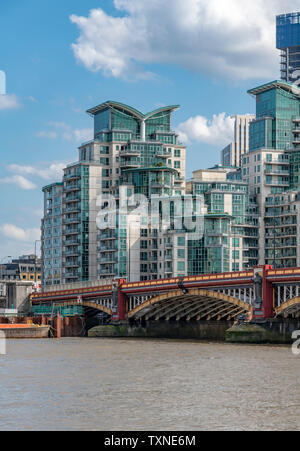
left=0, top=0, right=295, bottom=259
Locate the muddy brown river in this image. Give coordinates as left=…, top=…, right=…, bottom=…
left=0, top=338, right=299, bottom=431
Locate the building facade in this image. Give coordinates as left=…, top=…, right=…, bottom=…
left=42, top=101, right=187, bottom=285
left=277, top=12, right=300, bottom=86
left=241, top=79, right=300, bottom=269
left=221, top=115, right=255, bottom=168
left=0, top=255, right=41, bottom=282
left=186, top=168, right=258, bottom=274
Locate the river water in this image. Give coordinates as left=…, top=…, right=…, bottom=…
left=0, top=338, right=299, bottom=431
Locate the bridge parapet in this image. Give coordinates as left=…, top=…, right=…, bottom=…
left=32, top=266, right=300, bottom=321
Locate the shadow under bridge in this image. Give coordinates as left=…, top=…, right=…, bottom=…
left=128, top=288, right=252, bottom=322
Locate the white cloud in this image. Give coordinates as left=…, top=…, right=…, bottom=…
left=62, top=128, right=93, bottom=143
left=0, top=175, right=37, bottom=190
left=37, top=122, right=93, bottom=143
left=0, top=224, right=40, bottom=242
left=0, top=94, right=20, bottom=111
left=36, top=130, right=58, bottom=139
left=47, top=121, right=70, bottom=130
left=28, top=96, right=38, bottom=103
left=177, top=113, right=234, bottom=146
left=7, top=163, right=66, bottom=181
left=70, top=0, right=295, bottom=81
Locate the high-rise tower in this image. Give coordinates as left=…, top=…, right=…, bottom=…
left=277, top=12, right=300, bottom=86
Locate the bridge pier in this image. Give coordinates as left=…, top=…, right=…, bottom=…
left=116, top=288, right=126, bottom=322
left=89, top=320, right=235, bottom=341
left=262, top=266, right=275, bottom=319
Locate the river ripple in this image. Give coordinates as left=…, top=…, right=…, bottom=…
left=0, top=338, right=299, bottom=431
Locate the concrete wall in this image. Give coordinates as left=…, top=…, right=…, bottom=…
left=6, top=282, right=33, bottom=313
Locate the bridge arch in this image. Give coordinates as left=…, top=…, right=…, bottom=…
left=128, top=288, right=252, bottom=322
left=276, top=297, right=300, bottom=318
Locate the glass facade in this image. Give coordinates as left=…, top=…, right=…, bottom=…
left=187, top=178, right=252, bottom=275
left=277, top=13, right=300, bottom=85
left=249, top=82, right=300, bottom=152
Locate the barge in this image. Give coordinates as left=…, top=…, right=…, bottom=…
left=0, top=324, right=50, bottom=339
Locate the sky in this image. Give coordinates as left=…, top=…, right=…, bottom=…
left=0, top=0, right=299, bottom=260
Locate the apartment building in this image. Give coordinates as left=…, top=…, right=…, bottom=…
left=42, top=101, right=187, bottom=285
left=241, top=79, right=300, bottom=268
left=186, top=167, right=258, bottom=274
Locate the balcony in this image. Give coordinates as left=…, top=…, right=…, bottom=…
left=264, top=170, right=290, bottom=176
left=63, top=262, right=79, bottom=268
left=64, top=228, right=80, bottom=236
left=98, top=256, right=118, bottom=264
left=265, top=181, right=290, bottom=187
left=64, top=173, right=80, bottom=180
left=64, top=250, right=80, bottom=257
left=98, top=231, right=118, bottom=240
left=120, top=160, right=140, bottom=169
left=268, top=160, right=289, bottom=166
left=64, top=273, right=79, bottom=279
left=63, top=217, right=80, bottom=225
left=120, top=149, right=141, bottom=157
left=156, top=150, right=171, bottom=158
left=64, top=185, right=80, bottom=193
left=64, top=238, right=80, bottom=245
left=63, top=206, right=81, bottom=214
left=64, top=195, right=81, bottom=203
left=98, top=245, right=118, bottom=252
left=98, top=269, right=115, bottom=276
left=174, top=177, right=185, bottom=184
left=165, top=254, right=173, bottom=261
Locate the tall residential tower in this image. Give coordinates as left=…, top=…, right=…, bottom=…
left=41, top=101, right=187, bottom=286
left=277, top=12, right=300, bottom=86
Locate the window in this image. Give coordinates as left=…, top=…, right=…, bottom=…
left=232, top=263, right=240, bottom=272
left=174, top=161, right=181, bottom=169
left=100, top=146, right=109, bottom=155
left=178, top=249, right=185, bottom=258
left=140, top=241, right=148, bottom=249
left=178, top=237, right=185, bottom=246
left=232, top=238, right=240, bottom=247
left=174, top=149, right=181, bottom=157
left=177, top=261, right=185, bottom=272
left=232, top=250, right=240, bottom=260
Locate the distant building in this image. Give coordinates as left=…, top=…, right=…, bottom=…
left=186, top=167, right=258, bottom=274
left=277, top=12, right=300, bottom=86
left=221, top=115, right=255, bottom=168
left=0, top=255, right=41, bottom=282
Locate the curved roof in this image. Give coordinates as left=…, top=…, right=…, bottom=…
left=86, top=101, right=180, bottom=119
left=248, top=80, right=300, bottom=97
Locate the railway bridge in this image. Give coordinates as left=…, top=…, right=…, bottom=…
left=30, top=266, right=300, bottom=323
